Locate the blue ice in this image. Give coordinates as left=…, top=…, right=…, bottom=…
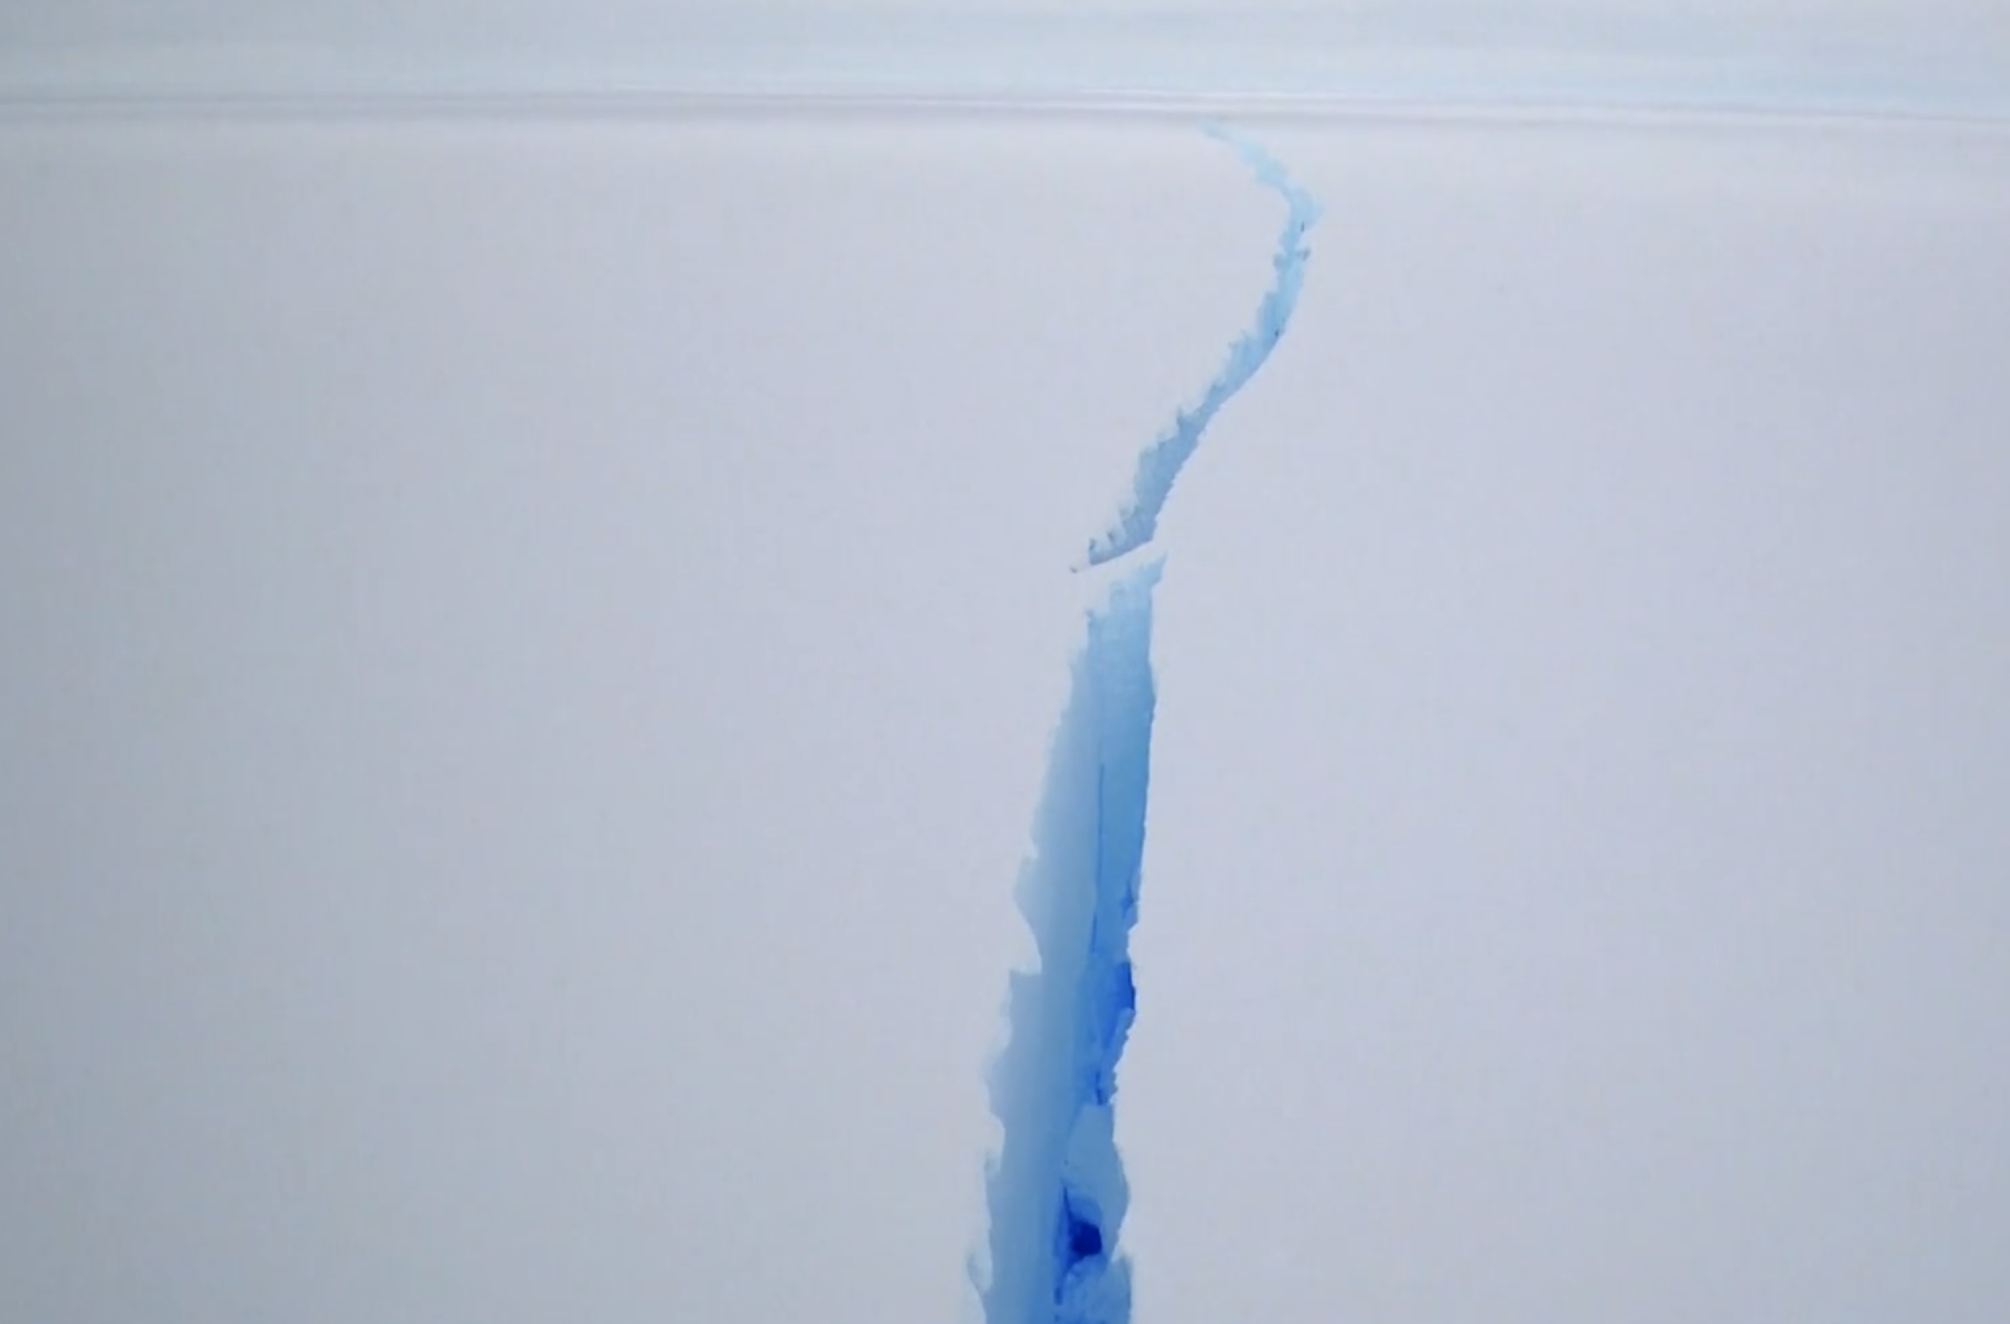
left=1079, top=127, right=1324, bottom=570
left=979, top=130, right=1319, bottom=1324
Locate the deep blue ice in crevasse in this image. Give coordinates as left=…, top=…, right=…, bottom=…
left=977, top=131, right=1319, bottom=1324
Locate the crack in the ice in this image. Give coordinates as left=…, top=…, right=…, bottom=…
left=976, top=128, right=1321, bottom=1324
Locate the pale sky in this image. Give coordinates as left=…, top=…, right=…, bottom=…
left=1, top=0, right=2006, bottom=113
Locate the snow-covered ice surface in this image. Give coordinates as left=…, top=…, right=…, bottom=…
left=4, top=103, right=2010, bottom=1324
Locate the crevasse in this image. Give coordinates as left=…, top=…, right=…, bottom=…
left=978, top=131, right=1320, bottom=1324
